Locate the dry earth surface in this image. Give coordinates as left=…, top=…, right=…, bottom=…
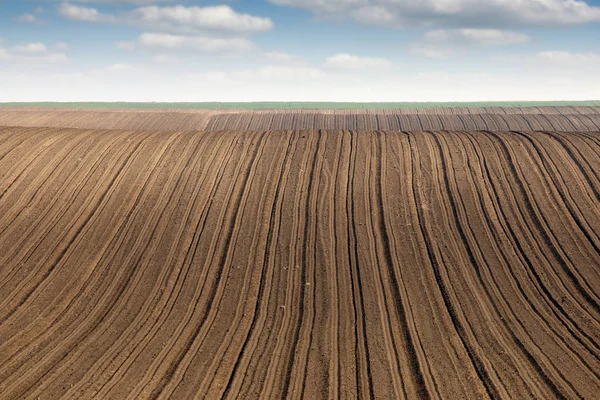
left=1, top=106, right=600, bottom=132
left=0, top=108, right=599, bottom=399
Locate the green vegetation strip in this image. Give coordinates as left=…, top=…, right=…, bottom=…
left=1, top=101, right=600, bottom=109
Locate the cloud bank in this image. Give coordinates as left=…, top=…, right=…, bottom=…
left=59, top=3, right=274, bottom=34
left=269, top=0, right=600, bottom=28
left=325, top=53, right=392, bottom=70
left=0, top=42, right=68, bottom=64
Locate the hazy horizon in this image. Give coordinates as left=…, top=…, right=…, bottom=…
left=3, top=100, right=600, bottom=110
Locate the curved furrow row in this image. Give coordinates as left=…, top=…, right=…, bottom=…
left=0, top=130, right=113, bottom=239
left=356, top=132, right=407, bottom=398
left=129, top=132, right=268, bottom=399
left=484, top=132, right=600, bottom=323
left=221, top=130, right=300, bottom=399
left=0, top=130, right=157, bottom=352
left=426, top=131, right=562, bottom=398
left=0, top=131, right=182, bottom=397
left=282, top=129, right=326, bottom=398
left=468, top=132, right=600, bottom=351
left=511, top=131, right=600, bottom=272
left=0, top=129, right=73, bottom=202
left=0, top=131, right=154, bottom=326
left=0, top=127, right=49, bottom=163
left=20, top=132, right=207, bottom=399
left=407, top=131, right=509, bottom=399
left=210, top=131, right=299, bottom=400
left=486, top=131, right=600, bottom=317
left=153, top=132, right=273, bottom=398
left=0, top=127, right=598, bottom=399
left=373, top=132, right=437, bottom=398
left=36, top=132, right=215, bottom=399
left=386, top=132, right=488, bottom=399
left=433, top=132, right=595, bottom=397
left=257, top=131, right=319, bottom=399
left=540, top=131, right=600, bottom=200
left=343, top=131, right=375, bottom=400
left=0, top=130, right=119, bottom=288
left=0, top=129, right=129, bottom=270
left=164, top=132, right=294, bottom=400
left=459, top=132, right=600, bottom=383
left=78, top=131, right=244, bottom=400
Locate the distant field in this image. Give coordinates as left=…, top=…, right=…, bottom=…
left=2, top=100, right=600, bottom=109
left=1, top=106, right=599, bottom=131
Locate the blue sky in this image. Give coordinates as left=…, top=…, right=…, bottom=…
left=1, top=0, right=599, bottom=101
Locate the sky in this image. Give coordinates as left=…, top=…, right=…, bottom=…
left=0, top=0, right=599, bottom=102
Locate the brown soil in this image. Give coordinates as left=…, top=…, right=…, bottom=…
left=0, top=125, right=598, bottom=399
left=204, top=113, right=600, bottom=131
left=1, top=107, right=600, bottom=132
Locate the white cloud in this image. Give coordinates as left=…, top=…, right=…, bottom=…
left=34, top=7, right=45, bottom=14
left=115, top=41, right=136, bottom=51
left=269, top=0, right=600, bottom=28
left=410, top=45, right=455, bottom=59
left=262, top=51, right=304, bottom=63
left=115, top=41, right=135, bottom=51
left=0, top=42, right=68, bottom=64
left=13, top=43, right=49, bottom=55
left=130, top=5, right=274, bottom=33
left=424, top=29, right=530, bottom=45
left=106, top=63, right=136, bottom=73
left=66, top=0, right=177, bottom=4
left=186, top=66, right=328, bottom=85
left=269, top=0, right=361, bottom=14
left=3, top=66, right=598, bottom=102
left=59, top=2, right=116, bottom=22
left=493, top=51, right=600, bottom=81
left=255, top=66, right=326, bottom=80
left=137, top=33, right=255, bottom=52
left=152, top=54, right=180, bottom=65
left=59, top=3, right=274, bottom=34
left=534, top=51, right=600, bottom=67
left=351, top=6, right=395, bottom=26
left=496, top=51, right=600, bottom=70
left=412, top=28, right=529, bottom=58
left=55, top=42, right=70, bottom=51
left=325, top=53, right=392, bottom=70
left=16, top=14, right=37, bottom=23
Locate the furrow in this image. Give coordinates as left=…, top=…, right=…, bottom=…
left=407, top=131, right=507, bottom=399
left=486, top=131, right=600, bottom=315
left=84, top=131, right=241, bottom=399
left=143, top=131, right=269, bottom=399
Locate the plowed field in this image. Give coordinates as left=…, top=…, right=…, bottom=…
left=1, top=107, right=600, bottom=132
left=0, top=126, right=599, bottom=399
